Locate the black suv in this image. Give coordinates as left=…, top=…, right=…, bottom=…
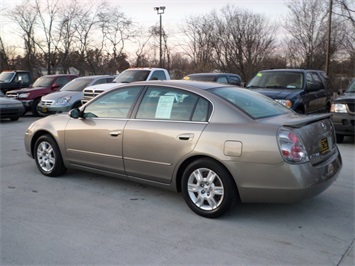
left=330, top=79, right=355, bottom=143
left=246, top=69, right=335, bottom=114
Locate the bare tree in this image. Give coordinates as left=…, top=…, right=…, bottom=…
left=334, top=0, right=355, bottom=76
left=213, top=6, right=277, bottom=80
left=97, top=6, right=135, bottom=72
left=284, top=0, right=342, bottom=69
left=180, top=15, right=216, bottom=72
left=7, top=0, right=38, bottom=74
left=181, top=5, right=277, bottom=81
left=55, top=0, right=81, bottom=73
left=71, top=2, right=104, bottom=75
left=35, top=0, right=62, bottom=74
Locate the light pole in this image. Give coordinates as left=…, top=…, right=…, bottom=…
left=154, top=6, right=165, bottom=68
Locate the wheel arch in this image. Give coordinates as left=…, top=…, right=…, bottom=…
left=30, top=130, right=58, bottom=158
left=175, top=155, right=241, bottom=200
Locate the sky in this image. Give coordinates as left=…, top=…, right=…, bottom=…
left=106, top=0, right=289, bottom=27
left=0, top=0, right=290, bottom=56
left=1, top=0, right=289, bottom=29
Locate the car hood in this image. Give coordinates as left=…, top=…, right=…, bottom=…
left=7, top=86, right=46, bottom=93
left=0, top=96, right=23, bottom=104
left=248, top=88, right=301, bottom=99
left=84, top=82, right=124, bottom=91
left=333, top=93, right=355, bottom=103
left=42, top=90, right=79, bottom=100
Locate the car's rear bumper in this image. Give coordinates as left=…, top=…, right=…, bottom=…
left=228, top=148, right=342, bottom=203
left=331, top=113, right=355, bottom=136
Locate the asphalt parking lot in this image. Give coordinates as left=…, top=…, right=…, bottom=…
left=1, top=115, right=354, bottom=265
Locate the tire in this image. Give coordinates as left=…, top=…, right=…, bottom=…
left=181, top=158, right=237, bottom=218
left=34, top=135, right=66, bottom=177
left=10, top=116, right=19, bottom=121
left=336, top=134, right=344, bottom=143
left=31, top=98, right=40, bottom=116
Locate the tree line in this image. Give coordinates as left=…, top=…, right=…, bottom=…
left=0, top=0, right=354, bottom=89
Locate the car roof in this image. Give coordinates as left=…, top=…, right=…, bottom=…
left=188, top=73, right=240, bottom=77
left=122, top=79, right=232, bottom=92
left=39, top=74, right=78, bottom=78
left=259, top=69, right=324, bottom=73
left=74, top=75, right=114, bottom=80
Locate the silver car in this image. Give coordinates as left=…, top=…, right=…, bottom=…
left=25, top=80, right=342, bottom=218
left=37, top=75, right=114, bottom=116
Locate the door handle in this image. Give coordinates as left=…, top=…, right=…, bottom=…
left=110, top=131, right=121, bottom=137
left=178, top=133, right=194, bottom=141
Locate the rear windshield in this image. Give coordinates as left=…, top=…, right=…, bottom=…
left=247, top=71, right=304, bottom=90
left=209, top=86, right=290, bottom=119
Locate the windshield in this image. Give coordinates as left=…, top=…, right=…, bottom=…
left=346, top=80, right=355, bottom=93
left=0, top=72, right=15, bottom=82
left=209, top=86, right=290, bottom=119
left=32, top=76, right=54, bottom=87
left=113, top=70, right=150, bottom=83
left=60, top=78, right=94, bottom=91
left=247, top=72, right=303, bottom=90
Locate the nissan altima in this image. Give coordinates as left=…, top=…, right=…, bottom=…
left=24, top=80, right=342, bottom=218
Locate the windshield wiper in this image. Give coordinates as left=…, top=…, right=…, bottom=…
left=246, top=85, right=260, bottom=88
left=265, top=86, right=286, bottom=89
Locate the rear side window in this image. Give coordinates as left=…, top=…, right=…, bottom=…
left=310, top=73, right=324, bottom=89
left=210, top=86, right=290, bottom=119
left=136, top=86, right=210, bottom=122
left=150, top=70, right=167, bottom=80
left=216, top=77, right=228, bottom=84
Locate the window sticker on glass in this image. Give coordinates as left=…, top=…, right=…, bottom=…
left=155, top=95, right=175, bottom=119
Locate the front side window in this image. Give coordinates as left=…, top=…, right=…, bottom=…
left=216, top=77, right=228, bottom=84
left=55, top=77, right=69, bottom=87
left=93, top=77, right=112, bottom=85
left=83, top=86, right=142, bottom=118
left=136, top=86, right=210, bottom=122
left=347, top=80, right=355, bottom=93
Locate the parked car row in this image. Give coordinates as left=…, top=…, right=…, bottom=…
left=1, top=68, right=354, bottom=144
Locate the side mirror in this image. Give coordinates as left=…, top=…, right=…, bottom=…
left=17, top=76, right=23, bottom=83
left=52, top=83, right=60, bottom=89
left=69, top=108, right=82, bottom=119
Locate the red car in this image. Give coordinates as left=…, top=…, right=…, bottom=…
left=6, top=74, right=78, bottom=116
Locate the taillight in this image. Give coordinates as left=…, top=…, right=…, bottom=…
left=277, top=128, right=309, bottom=163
